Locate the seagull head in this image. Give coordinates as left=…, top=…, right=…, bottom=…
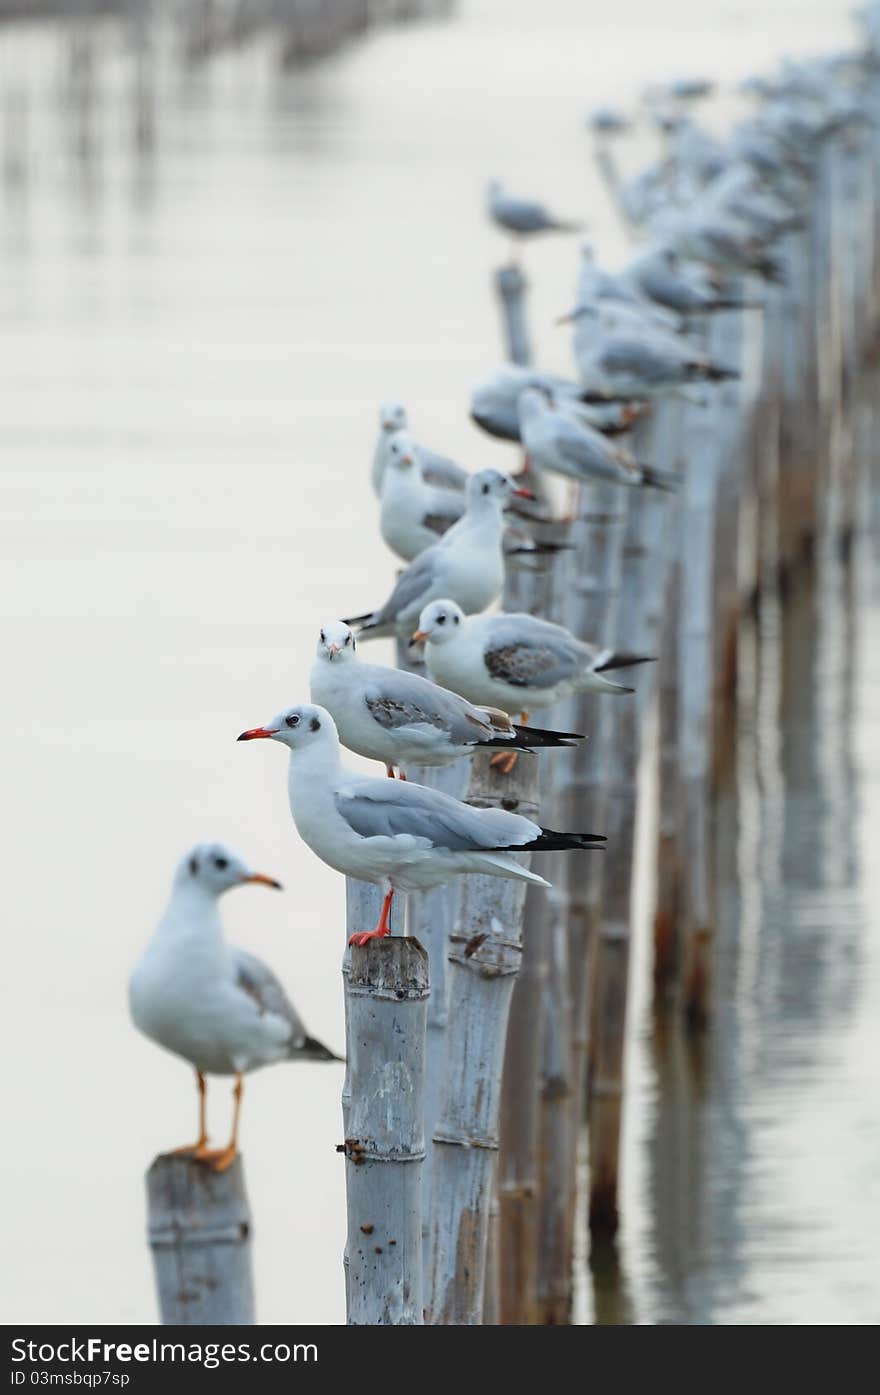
left=316, top=621, right=357, bottom=664
left=238, top=702, right=339, bottom=754
left=174, top=842, right=282, bottom=896
left=411, top=599, right=466, bottom=649
left=385, top=431, right=418, bottom=473
left=466, top=467, right=533, bottom=508
left=379, top=401, right=407, bottom=433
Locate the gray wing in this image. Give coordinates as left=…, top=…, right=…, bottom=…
left=373, top=545, right=443, bottom=624
left=497, top=194, right=558, bottom=232
left=363, top=670, right=493, bottom=746
left=335, top=776, right=537, bottom=850
left=417, top=446, right=468, bottom=491
left=599, top=335, right=689, bottom=382
left=483, top=613, right=588, bottom=689
left=232, top=948, right=306, bottom=1047
left=552, top=412, right=618, bottom=473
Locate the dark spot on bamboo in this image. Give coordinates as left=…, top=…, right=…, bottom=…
left=360, top=1223, right=374, bottom=1234
left=464, top=932, right=488, bottom=958
left=374, top=1246, right=383, bottom=1255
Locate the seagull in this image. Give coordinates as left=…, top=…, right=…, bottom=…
left=129, top=843, right=341, bottom=1172
left=517, top=388, right=677, bottom=491
left=310, top=620, right=582, bottom=777
left=625, top=243, right=760, bottom=316
left=470, top=363, right=641, bottom=444
left=568, top=302, right=740, bottom=401
left=345, top=468, right=534, bottom=640
left=237, top=705, right=604, bottom=946
left=487, top=179, right=582, bottom=247
left=372, top=403, right=468, bottom=496
left=413, top=599, right=652, bottom=771
left=379, top=430, right=465, bottom=562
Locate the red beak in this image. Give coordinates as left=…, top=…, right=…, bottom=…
left=237, top=726, right=278, bottom=741
left=512, top=486, right=536, bottom=500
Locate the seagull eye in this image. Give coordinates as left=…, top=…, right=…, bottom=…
left=453, top=614, right=460, bottom=624
left=285, top=714, right=300, bottom=728
left=213, top=856, right=228, bottom=870
left=344, top=633, right=351, bottom=645
left=481, top=483, right=490, bottom=495
left=320, top=629, right=326, bottom=643
left=437, top=614, right=446, bottom=625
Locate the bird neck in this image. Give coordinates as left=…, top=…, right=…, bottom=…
left=286, top=738, right=342, bottom=799
left=158, top=884, right=224, bottom=944
left=460, top=496, right=504, bottom=538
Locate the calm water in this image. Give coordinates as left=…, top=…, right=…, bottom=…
left=3, top=0, right=877, bottom=1325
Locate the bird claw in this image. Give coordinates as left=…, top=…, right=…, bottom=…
left=348, top=927, right=392, bottom=948
left=198, top=1145, right=237, bottom=1173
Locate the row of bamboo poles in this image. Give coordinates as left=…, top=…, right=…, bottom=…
left=144, top=13, right=880, bottom=1324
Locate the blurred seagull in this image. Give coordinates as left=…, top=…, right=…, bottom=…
left=310, top=620, right=582, bottom=777
left=487, top=179, right=582, bottom=252
left=568, top=302, right=740, bottom=401
left=345, top=468, right=534, bottom=640
left=379, top=430, right=465, bottom=561
left=129, top=843, right=341, bottom=1172
left=372, top=402, right=468, bottom=496
left=517, top=388, right=677, bottom=490
left=238, top=705, right=604, bottom=946
left=471, top=364, right=641, bottom=443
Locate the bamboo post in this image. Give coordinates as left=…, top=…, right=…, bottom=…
left=147, top=1154, right=254, bottom=1325
left=494, top=264, right=531, bottom=367
left=496, top=538, right=568, bottom=1326
left=588, top=415, right=673, bottom=1239
left=343, top=880, right=404, bottom=1312
left=342, top=937, right=429, bottom=1326
left=426, top=751, right=540, bottom=1325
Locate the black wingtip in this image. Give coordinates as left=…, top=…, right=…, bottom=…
left=302, top=1035, right=345, bottom=1063
left=519, top=827, right=607, bottom=852
left=638, top=464, right=680, bottom=493
left=341, top=613, right=372, bottom=628
left=595, top=652, right=656, bottom=674
left=511, top=723, right=586, bottom=748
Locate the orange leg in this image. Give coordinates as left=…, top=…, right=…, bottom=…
left=197, top=1073, right=243, bottom=1173
left=490, top=711, right=528, bottom=775
left=385, top=765, right=408, bottom=781
left=349, top=888, right=395, bottom=947
left=170, top=1069, right=209, bottom=1155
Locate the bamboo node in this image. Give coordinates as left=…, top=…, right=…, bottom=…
left=432, top=1127, right=498, bottom=1151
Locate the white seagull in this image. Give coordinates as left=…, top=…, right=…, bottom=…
left=568, top=301, right=740, bottom=401
left=413, top=600, right=652, bottom=771
left=346, top=468, right=534, bottom=640
left=129, top=843, right=341, bottom=1172
left=470, top=363, right=640, bottom=444
left=487, top=179, right=582, bottom=244
left=379, top=430, right=465, bottom=562
left=238, top=705, right=604, bottom=946
left=310, top=620, right=582, bottom=777
left=517, top=388, right=677, bottom=492
left=372, top=402, right=468, bottom=496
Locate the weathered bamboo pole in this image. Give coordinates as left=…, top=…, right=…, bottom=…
left=588, top=418, right=673, bottom=1239
left=535, top=478, right=627, bottom=1305
left=494, top=264, right=532, bottom=367
left=147, top=1154, right=255, bottom=1325
left=427, top=752, right=540, bottom=1325
left=343, top=880, right=404, bottom=1313
left=496, top=539, right=568, bottom=1326
left=342, top=937, right=429, bottom=1325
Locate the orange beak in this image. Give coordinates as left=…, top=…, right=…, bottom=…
left=237, top=726, right=278, bottom=741
left=240, top=872, right=283, bottom=890
left=512, top=486, right=536, bottom=500
left=410, top=629, right=429, bottom=644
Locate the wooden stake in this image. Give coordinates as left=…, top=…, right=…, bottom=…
left=343, top=937, right=429, bottom=1325
left=147, top=1153, right=254, bottom=1325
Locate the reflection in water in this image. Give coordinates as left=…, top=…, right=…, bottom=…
left=3, top=1, right=877, bottom=1325
left=617, top=517, right=879, bottom=1324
